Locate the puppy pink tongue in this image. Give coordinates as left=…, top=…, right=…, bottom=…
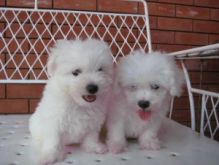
left=83, top=95, right=96, bottom=102
left=138, top=110, right=152, bottom=121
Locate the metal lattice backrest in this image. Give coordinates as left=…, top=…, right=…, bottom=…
left=0, top=0, right=151, bottom=83
left=175, top=46, right=219, bottom=138
left=201, top=93, right=219, bottom=139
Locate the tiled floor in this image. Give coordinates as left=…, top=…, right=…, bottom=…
left=0, top=115, right=219, bottom=165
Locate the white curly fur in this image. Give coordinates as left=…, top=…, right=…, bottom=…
left=107, top=51, right=184, bottom=153
left=29, top=38, right=114, bottom=164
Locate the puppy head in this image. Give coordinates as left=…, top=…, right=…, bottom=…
left=117, top=50, right=184, bottom=112
left=47, top=38, right=113, bottom=106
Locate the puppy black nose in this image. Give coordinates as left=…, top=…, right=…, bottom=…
left=138, top=100, right=150, bottom=109
left=86, top=84, right=98, bottom=94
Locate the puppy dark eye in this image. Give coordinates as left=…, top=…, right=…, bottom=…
left=129, top=85, right=137, bottom=91
left=150, top=84, right=159, bottom=90
left=97, top=67, right=103, bottom=72
left=72, top=69, right=81, bottom=76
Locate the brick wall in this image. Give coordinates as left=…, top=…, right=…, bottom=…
left=0, top=0, right=219, bottom=130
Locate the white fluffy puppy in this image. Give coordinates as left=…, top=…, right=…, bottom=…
left=29, top=39, right=113, bottom=164
left=107, top=51, right=184, bottom=153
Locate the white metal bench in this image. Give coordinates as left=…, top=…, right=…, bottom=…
left=0, top=0, right=219, bottom=164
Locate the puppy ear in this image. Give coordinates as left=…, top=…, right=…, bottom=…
left=164, top=59, right=185, bottom=97
left=47, top=52, right=57, bottom=77
left=47, top=40, right=68, bottom=77
left=169, top=70, right=184, bottom=97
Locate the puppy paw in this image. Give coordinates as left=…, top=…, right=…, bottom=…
left=140, top=137, right=161, bottom=150
left=40, top=150, right=66, bottom=165
left=108, top=142, right=127, bottom=154
left=94, top=143, right=108, bottom=154
left=83, top=143, right=108, bottom=154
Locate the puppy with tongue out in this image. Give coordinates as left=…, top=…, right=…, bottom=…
left=29, top=39, right=114, bottom=165
left=107, top=51, right=184, bottom=153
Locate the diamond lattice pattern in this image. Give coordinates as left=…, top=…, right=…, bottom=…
left=202, top=94, right=219, bottom=139
left=0, top=9, right=150, bottom=82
